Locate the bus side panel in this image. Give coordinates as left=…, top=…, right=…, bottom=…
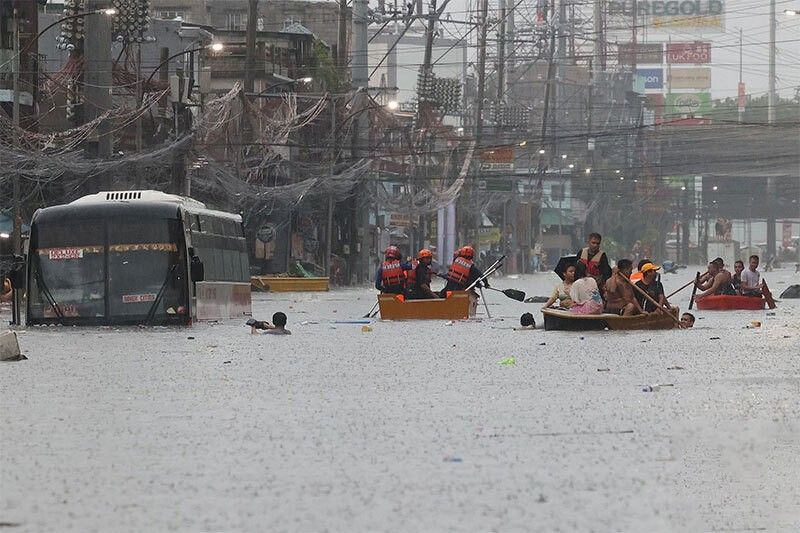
left=195, top=281, right=252, bottom=320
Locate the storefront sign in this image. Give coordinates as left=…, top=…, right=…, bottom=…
left=665, top=92, right=712, bottom=117
left=668, top=67, right=711, bottom=89
left=637, top=68, right=664, bottom=89
left=609, top=1, right=725, bottom=29
left=619, top=43, right=664, bottom=65
left=480, top=147, right=514, bottom=171
left=666, top=42, right=711, bottom=64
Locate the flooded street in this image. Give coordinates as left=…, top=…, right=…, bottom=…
left=2, top=268, right=799, bottom=532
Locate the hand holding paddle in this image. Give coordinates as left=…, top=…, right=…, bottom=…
left=667, top=271, right=707, bottom=299
left=622, top=275, right=684, bottom=329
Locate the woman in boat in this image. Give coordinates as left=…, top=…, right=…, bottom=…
left=543, top=264, right=575, bottom=309
left=569, top=262, right=604, bottom=315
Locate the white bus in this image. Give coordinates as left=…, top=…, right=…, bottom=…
left=26, top=191, right=251, bottom=326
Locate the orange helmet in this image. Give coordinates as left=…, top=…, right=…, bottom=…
left=459, top=246, right=475, bottom=259
left=385, top=245, right=401, bottom=259
left=417, top=248, right=433, bottom=260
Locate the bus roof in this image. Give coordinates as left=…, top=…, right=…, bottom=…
left=32, top=191, right=242, bottom=225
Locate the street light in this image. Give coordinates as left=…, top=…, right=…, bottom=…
left=386, top=100, right=399, bottom=111
left=784, top=9, right=798, bottom=15
left=144, top=43, right=225, bottom=87
left=255, top=76, right=313, bottom=97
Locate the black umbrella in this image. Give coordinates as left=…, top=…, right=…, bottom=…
left=554, top=255, right=579, bottom=280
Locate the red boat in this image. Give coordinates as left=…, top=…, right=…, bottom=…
left=695, top=294, right=765, bottom=311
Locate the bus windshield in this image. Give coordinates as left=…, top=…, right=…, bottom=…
left=28, top=217, right=188, bottom=323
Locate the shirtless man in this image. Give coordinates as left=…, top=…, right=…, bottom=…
left=604, top=259, right=644, bottom=316
left=696, top=259, right=735, bottom=298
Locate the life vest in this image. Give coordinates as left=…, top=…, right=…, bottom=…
left=447, top=257, right=472, bottom=286
left=405, top=260, right=418, bottom=288
left=579, top=247, right=604, bottom=278
left=406, top=260, right=431, bottom=289
left=381, top=260, right=405, bottom=287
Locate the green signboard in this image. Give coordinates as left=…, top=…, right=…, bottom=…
left=665, top=92, right=711, bottom=117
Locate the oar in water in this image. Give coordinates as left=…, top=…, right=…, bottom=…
left=667, top=271, right=706, bottom=299
left=485, top=286, right=526, bottom=302
left=688, top=271, right=701, bottom=310
left=363, top=301, right=379, bottom=318
left=622, top=275, right=684, bottom=329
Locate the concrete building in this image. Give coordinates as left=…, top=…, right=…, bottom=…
left=149, top=0, right=349, bottom=53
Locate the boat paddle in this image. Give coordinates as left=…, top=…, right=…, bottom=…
left=688, top=271, right=701, bottom=310
left=622, top=275, right=684, bottom=329
left=363, top=301, right=379, bottom=318
left=485, top=286, right=526, bottom=302
left=666, top=271, right=706, bottom=299
left=762, top=279, right=777, bottom=309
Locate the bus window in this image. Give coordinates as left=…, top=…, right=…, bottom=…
left=107, top=219, right=187, bottom=319
left=28, top=221, right=106, bottom=320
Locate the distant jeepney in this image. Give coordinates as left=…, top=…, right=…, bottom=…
left=26, top=191, right=251, bottom=326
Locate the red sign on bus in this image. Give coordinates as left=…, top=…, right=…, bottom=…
left=666, top=42, right=711, bottom=64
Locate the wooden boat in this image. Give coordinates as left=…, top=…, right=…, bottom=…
left=542, top=307, right=679, bottom=331
left=695, top=294, right=765, bottom=311
left=251, top=276, right=330, bottom=292
left=378, top=292, right=477, bottom=320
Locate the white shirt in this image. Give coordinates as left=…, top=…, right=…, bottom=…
left=570, top=277, right=602, bottom=305
left=741, top=269, right=760, bottom=289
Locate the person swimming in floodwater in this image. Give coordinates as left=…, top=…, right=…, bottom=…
left=248, top=312, right=292, bottom=335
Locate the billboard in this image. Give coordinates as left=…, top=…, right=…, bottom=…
left=608, top=1, right=725, bottom=30
left=666, top=42, right=711, bottom=64
left=480, top=147, right=514, bottom=171
left=637, top=68, right=664, bottom=89
left=668, top=67, right=711, bottom=89
left=665, top=92, right=712, bottom=117
left=619, top=43, right=663, bottom=65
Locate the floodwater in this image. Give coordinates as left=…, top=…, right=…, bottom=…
left=2, top=267, right=799, bottom=532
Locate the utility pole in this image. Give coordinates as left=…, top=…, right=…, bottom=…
left=337, top=0, right=348, bottom=70
left=766, top=0, right=777, bottom=261
left=84, top=0, right=114, bottom=182
left=497, top=0, right=506, bottom=107
left=244, top=0, right=259, bottom=94
left=11, top=9, right=21, bottom=256
left=738, top=27, right=743, bottom=124
left=473, top=0, right=489, bottom=246
left=352, top=0, right=370, bottom=283
left=135, top=43, right=143, bottom=188
left=593, top=0, right=602, bottom=77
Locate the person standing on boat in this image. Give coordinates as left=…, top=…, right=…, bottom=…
left=406, top=249, right=439, bottom=300
left=375, top=246, right=411, bottom=295
left=569, top=263, right=604, bottom=315
left=576, top=233, right=612, bottom=287
left=604, top=259, right=644, bottom=316
left=543, top=264, right=575, bottom=309
left=634, top=263, right=669, bottom=312
left=441, top=246, right=488, bottom=294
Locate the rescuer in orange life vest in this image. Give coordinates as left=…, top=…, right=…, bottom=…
left=406, top=248, right=439, bottom=300
left=576, top=232, right=612, bottom=286
left=440, top=245, right=489, bottom=294
left=375, top=246, right=411, bottom=294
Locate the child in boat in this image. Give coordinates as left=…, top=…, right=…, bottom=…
left=569, top=263, right=604, bottom=315
left=248, top=312, right=292, bottom=335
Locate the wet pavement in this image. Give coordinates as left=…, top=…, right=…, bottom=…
left=2, top=267, right=799, bottom=531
